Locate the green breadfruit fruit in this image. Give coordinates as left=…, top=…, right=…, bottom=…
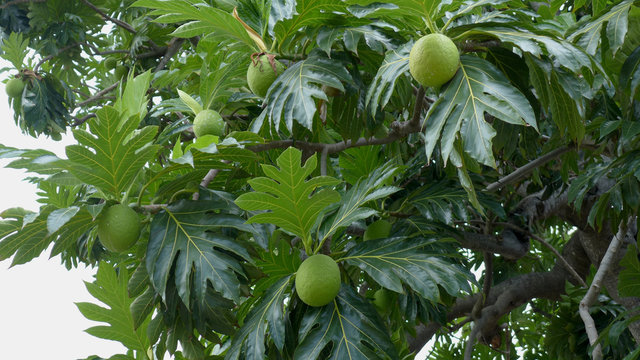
left=295, top=254, right=341, bottom=307
left=409, top=34, right=460, bottom=88
left=363, top=219, right=391, bottom=241
left=97, top=204, right=141, bottom=253
left=5, top=78, right=25, bottom=98
left=193, top=109, right=225, bottom=137
left=247, top=53, right=285, bottom=98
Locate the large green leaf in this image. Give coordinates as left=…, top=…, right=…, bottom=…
left=132, top=0, right=255, bottom=49
left=408, top=181, right=468, bottom=223
left=20, top=75, right=70, bottom=136
left=65, top=106, right=160, bottom=198
left=0, top=207, right=53, bottom=266
left=235, top=147, right=340, bottom=250
left=294, top=285, right=398, bottom=360
left=424, top=55, right=537, bottom=168
left=76, top=262, right=150, bottom=355
left=320, top=163, right=399, bottom=242
left=225, top=276, right=292, bottom=360
left=252, top=52, right=352, bottom=131
left=146, top=199, right=252, bottom=307
left=273, top=0, right=348, bottom=50
left=568, top=0, right=633, bottom=56
left=339, top=237, right=471, bottom=301
left=620, top=45, right=640, bottom=102
left=365, top=41, right=411, bottom=118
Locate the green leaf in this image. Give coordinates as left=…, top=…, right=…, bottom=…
left=620, top=45, right=640, bottom=101
left=365, top=41, right=410, bottom=119
left=320, top=163, right=399, bottom=242
left=253, top=52, right=352, bottom=131
left=408, top=181, right=468, bottom=223
left=619, top=245, right=640, bottom=297
left=294, top=285, right=398, bottom=360
left=225, top=276, right=291, bottom=360
left=273, top=0, right=348, bottom=50
left=0, top=32, right=30, bottom=69
left=132, top=0, right=256, bottom=49
left=568, top=1, right=633, bottom=56
left=50, top=209, right=95, bottom=257
left=65, top=106, right=160, bottom=198
left=339, top=237, right=471, bottom=301
left=21, top=75, right=70, bottom=136
left=235, top=147, right=340, bottom=248
left=130, top=287, right=157, bottom=330
left=76, top=262, right=150, bottom=354
left=46, top=206, right=80, bottom=234
left=146, top=200, right=252, bottom=306
left=0, top=208, right=53, bottom=266
left=424, top=55, right=537, bottom=168
left=114, top=71, right=153, bottom=121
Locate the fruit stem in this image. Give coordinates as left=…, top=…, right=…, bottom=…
left=424, top=15, right=438, bottom=34
left=269, top=39, right=278, bottom=54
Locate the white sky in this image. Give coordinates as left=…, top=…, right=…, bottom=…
left=0, top=65, right=126, bottom=359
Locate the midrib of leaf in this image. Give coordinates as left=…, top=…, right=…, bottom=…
left=165, top=208, right=236, bottom=298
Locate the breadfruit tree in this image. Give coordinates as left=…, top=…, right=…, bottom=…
left=1, top=0, right=640, bottom=359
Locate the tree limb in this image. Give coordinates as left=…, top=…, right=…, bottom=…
left=579, top=220, right=629, bottom=360
left=81, top=0, right=137, bottom=34
left=76, top=82, right=120, bottom=108
left=486, top=145, right=574, bottom=192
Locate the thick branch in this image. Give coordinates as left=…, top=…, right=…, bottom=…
left=579, top=221, right=628, bottom=360
left=456, top=231, right=529, bottom=260
left=155, top=38, right=185, bottom=72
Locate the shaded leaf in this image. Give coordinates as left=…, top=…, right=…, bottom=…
left=340, top=237, right=471, bottom=301
left=568, top=1, right=633, bottom=56
left=294, top=285, right=398, bottom=360
left=225, top=276, right=291, bottom=360
left=365, top=41, right=411, bottom=118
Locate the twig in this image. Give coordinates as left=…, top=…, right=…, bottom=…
left=71, top=113, right=97, bottom=126
left=34, top=42, right=83, bottom=72
left=192, top=169, right=222, bottom=201
left=486, top=145, right=574, bottom=191
left=493, top=221, right=587, bottom=287
left=81, top=0, right=137, bottom=34
left=154, top=38, right=185, bottom=72
left=320, top=147, right=328, bottom=176
left=76, top=82, right=119, bottom=107
left=579, top=220, right=629, bottom=360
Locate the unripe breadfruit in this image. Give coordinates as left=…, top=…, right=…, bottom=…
left=5, top=78, right=24, bottom=98
left=409, top=34, right=460, bottom=88
left=97, top=204, right=141, bottom=252
left=104, top=57, right=118, bottom=70
left=295, top=254, right=341, bottom=307
left=247, top=54, right=285, bottom=98
left=363, top=219, right=391, bottom=241
left=114, top=65, right=128, bottom=79
left=373, top=288, right=394, bottom=312
left=193, top=109, right=225, bottom=137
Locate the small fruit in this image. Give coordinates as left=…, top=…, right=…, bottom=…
left=247, top=54, right=285, bottom=98
left=104, top=57, right=118, bottom=70
left=372, top=288, right=394, bottom=313
left=295, top=254, right=341, bottom=307
left=97, top=204, right=141, bottom=252
left=409, top=34, right=460, bottom=88
left=363, top=219, right=391, bottom=241
left=193, top=109, right=225, bottom=137
left=5, top=78, right=24, bottom=98
left=114, top=65, right=128, bottom=79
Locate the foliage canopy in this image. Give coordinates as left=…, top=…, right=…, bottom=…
left=1, top=0, right=640, bottom=359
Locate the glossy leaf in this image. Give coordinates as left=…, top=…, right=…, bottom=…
left=273, top=0, right=347, bottom=49
left=294, top=285, right=397, bottom=360
left=225, top=276, right=291, bottom=360
left=568, top=1, right=633, bottom=56
left=365, top=41, right=410, bottom=118
left=146, top=200, right=253, bottom=306
left=340, top=237, right=471, bottom=301
left=253, top=52, right=352, bottom=131
left=0, top=207, right=52, bottom=266
left=424, top=55, right=537, bottom=168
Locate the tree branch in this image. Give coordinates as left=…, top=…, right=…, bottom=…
left=81, top=0, right=137, bottom=34
left=154, top=38, right=185, bottom=72
left=486, top=145, right=574, bottom=192
left=76, top=82, right=120, bottom=108
left=579, top=220, right=629, bottom=360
